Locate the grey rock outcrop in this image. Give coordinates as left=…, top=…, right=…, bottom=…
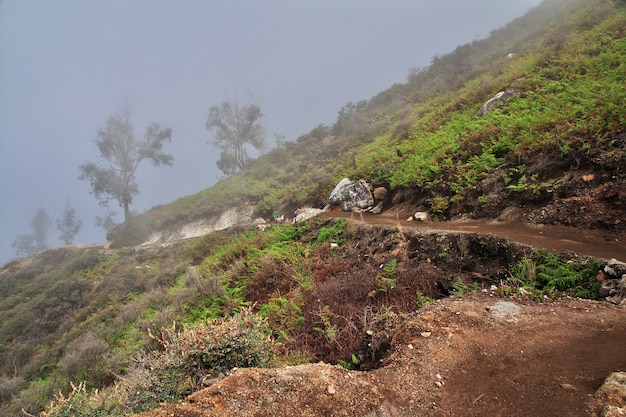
left=478, top=89, right=519, bottom=116
left=140, top=205, right=255, bottom=246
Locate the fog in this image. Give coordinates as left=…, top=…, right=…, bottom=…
left=0, top=0, right=542, bottom=264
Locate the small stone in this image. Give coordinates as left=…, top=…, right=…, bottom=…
left=407, top=344, right=414, bottom=350
left=421, top=332, right=432, bottom=338
left=413, top=211, right=428, bottom=222
left=560, top=383, right=577, bottom=391
left=487, top=301, right=521, bottom=317
left=327, top=385, right=336, bottom=395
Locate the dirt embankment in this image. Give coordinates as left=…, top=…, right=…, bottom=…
left=136, top=293, right=626, bottom=417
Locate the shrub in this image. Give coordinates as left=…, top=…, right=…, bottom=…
left=39, top=381, right=124, bottom=417
left=59, top=332, right=109, bottom=382
left=123, top=307, right=278, bottom=412
left=43, top=309, right=279, bottom=415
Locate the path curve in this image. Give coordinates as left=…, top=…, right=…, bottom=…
left=319, top=211, right=626, bottom=261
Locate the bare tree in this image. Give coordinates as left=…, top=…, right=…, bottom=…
left=79, top=101, right=173, bottom=222
left=205, top=97, right=265, bottom=176
left=56, top=203, right=83, bottom=245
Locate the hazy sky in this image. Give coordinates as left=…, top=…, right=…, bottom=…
left=0, top=0, right=542, bottom=264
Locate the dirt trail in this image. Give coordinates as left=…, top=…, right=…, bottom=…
left=319, top=211, right=626, bottom=261
left=136, top=293, right=626, bottom=417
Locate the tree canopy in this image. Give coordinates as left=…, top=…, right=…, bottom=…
left=79, top=105, right=173, bottom=222
left=205, top=99, right=265, bottom=176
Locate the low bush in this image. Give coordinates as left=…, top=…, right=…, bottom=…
left=43, top=308, right=279, bottom=416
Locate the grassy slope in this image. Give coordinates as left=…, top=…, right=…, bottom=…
left=1, top=0, right=625, bottom=415
left=111, top=0, right=624, bottom=246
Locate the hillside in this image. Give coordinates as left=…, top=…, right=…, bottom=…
left=107, top=0, right=625, bottom=248
left=1, top=0, right=625, bottom=416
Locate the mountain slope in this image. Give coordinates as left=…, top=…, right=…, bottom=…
left=1, top=0, right=625, bottom=415
left=108, top=0, right=625, bottom=248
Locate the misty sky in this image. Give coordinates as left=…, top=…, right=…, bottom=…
left=0, top=0, right=542, bottom=264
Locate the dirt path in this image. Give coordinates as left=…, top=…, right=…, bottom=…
left=135, top=293, right=626, bottom=417
left=319, top=211, right=626, bottom=261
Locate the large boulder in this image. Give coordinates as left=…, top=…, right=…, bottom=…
left=329, top=178, right=374, bottom=212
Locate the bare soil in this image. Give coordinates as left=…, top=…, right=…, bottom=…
left=135, top=293, right=625, bottom=417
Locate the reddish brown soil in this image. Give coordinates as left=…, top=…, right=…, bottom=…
left=135, top=292, right=625, bottom=417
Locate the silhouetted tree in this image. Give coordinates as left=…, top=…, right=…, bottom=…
left=12, top=208, right=52, bottom=257
left=205, top=98, right=265, bottom=175
left=56, top=204, right=83, bottom=245
left=79, top=101, right=173, bottom=222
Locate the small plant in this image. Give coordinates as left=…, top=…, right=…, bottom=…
left=338, top=353, right=361, bottom=370
left=376, top=275, right=397, bottom=293
left=313, top=305, right=338, bottom=343
left=376, top=259, right=398, bottom=292
left=383, top=258, right=397, bottom=275
left=451, top=276, right=478, bottom=295
left=415, top=291, right=435, bottom=308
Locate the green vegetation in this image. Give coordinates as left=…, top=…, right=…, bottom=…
left=451, top=276, right=479, bottom=295
left=376, top=259, right=398, bottom=293
left=2, top=1, right=625, bottom=415
left=507, top=249, right=603, bottom=299
left=316, top=218, right=348, bottom=244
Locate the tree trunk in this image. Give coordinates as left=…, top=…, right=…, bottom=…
left=123, top=201, right=130, bottom=223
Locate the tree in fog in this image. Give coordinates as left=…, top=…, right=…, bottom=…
left=12, top=208, right=52, bottom=257
left=56, top=203, right=83, bottom=245
left=205, top=98, right=265, bottom=175
left=95, top=204, right=118, bottom=232
left=79, top=102, right=173, bottom=223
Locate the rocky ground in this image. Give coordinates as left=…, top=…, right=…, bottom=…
left=135, top=292, right=625, bottom=417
